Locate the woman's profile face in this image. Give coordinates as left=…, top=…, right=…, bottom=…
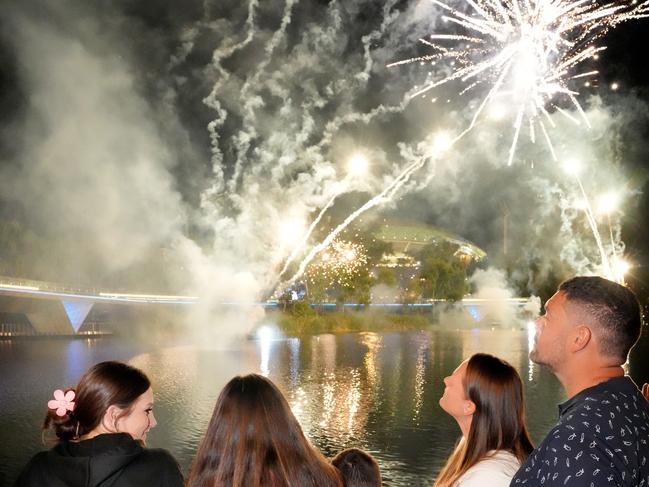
left=439, top=360, right=471, bottom=419
left=117, top=387, right=157, bottom=442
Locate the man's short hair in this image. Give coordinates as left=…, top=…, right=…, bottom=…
left=559, top=276, right=642, bottom=362
left=332, top=448, right=381, bottom=487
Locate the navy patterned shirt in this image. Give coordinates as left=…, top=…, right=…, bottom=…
left=511, top=376, right=649, bottom=486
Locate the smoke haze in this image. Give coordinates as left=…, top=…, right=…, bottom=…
left=1, top=0, right=648, bottom=318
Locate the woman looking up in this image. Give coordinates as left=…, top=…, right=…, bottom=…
left=188, top=373, right=342, bottom=487
left=434, top=353, right=533, bottom=487
left=15, top=360, right=183, bottom=487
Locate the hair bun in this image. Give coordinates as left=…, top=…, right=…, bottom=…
left=44, top=388, right=78, bottom=441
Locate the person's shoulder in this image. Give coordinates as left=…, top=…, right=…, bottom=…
left=559, top=383, right=649, bottom=435
left=582, top=377, right=648, bottom=410
left=137, top=447, right=181, bottom=469
left=478, top=450, right=521, bottom=470
left=23, top=450, right=49, bottom=465
left=14, top=451, right=50, bottom=486
left=456, top=451, right=520, bottom=487
left=133, top=447, right=184, bottom=482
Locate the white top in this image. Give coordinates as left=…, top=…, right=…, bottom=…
left=454, top=450, right=521, bottom=487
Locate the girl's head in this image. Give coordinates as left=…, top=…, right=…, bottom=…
left=188, top=373, right=342, bottom=487
left=435, top=353, right=533, bottom=487
left=44, top=361, right=156, bottom=443
left=332, top=448, right=382, bottom=487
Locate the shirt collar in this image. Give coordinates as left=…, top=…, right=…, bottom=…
left=557, top=376, right=637, bottom=417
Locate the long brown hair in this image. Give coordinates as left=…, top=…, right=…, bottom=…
left=43, top=361, right=150, bottom=441
left=188, top=374, right=342, bottom=487
left=332, top=448, right=382, bottom=487
left=434, top=354, right=533, bottom=487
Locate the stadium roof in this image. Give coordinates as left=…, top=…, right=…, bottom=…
left=373, top=220, right=487, bottom=260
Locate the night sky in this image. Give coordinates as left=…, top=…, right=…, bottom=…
left=0, top=0, right=648, bottom=301
left=598, top=21, right=649, bottom=299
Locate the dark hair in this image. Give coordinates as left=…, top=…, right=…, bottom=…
left=188, top=374, right=342, bottom=487
left=332, top=448, right=382, bottom=487
left=435, top=354, right=533, bottom=487
left=44, top=361, right=151, bottom=441
left=559, top=276, right=642, bottom=362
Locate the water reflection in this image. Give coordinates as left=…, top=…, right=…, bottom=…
left=360, top=332, right=381, bottom=390
left=1, top=329, right=648, bottom=487
left=412, top=333, right=429, bottom=424
left=288, top=337, right=300, bottom=387
left=526, top=321, right=536, bottom=382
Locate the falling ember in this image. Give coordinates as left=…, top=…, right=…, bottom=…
left=389, top=0, right=649, bottom=165
left=562, top=159, right=614, bottom=281
left=305, top=240, right=368, bottom=289
left=278, top=152, right=371, bottom=280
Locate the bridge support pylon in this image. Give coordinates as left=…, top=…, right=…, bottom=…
left=24, top=300, right=93, bottom=334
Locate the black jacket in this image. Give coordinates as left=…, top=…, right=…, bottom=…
left=14, top=433, right=184, bottom=487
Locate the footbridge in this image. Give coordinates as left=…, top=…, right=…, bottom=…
left=0, top=276, right=198, bottom=335
left=1, top=276, right=537, bottom=336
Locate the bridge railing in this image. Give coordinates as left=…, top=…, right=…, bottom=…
left=0, top=274, right=101, bottom=296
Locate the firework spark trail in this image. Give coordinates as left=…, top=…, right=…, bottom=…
left=573, top=174, right=613, bottom=279
left=226, top=0, right=403, bottom=185
left=204, top=0, right=406, bottom=198
left=389, top=0, right=649, bottom=166
left=274, top=1, right=416, bottom=280
left=228, top=0, right=300, bottom=194
left=202, top=0, right=259, bottom=194
left=360, top=0, right=400, bottom=78
left=278, top=187, right=342, bottom=278
left=300, top=0, right=407, bottom=157
left=606, top=213, right=618, bottom=265
left=285, top=148, right=436, bottom=287
left=277, top=0, right=405, bottom=177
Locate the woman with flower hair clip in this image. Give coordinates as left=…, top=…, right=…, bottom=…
left=15, top=360, right=183, bottom=487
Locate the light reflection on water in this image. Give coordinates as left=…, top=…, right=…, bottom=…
left=1, top=328, right=648, bottom=486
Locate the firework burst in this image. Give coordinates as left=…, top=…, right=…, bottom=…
left=390, top=0, right=649, bottom=165
left=306, top=240, right=369, bottom=289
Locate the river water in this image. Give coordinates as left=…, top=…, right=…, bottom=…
left=1, top=326, right=648, bottom=486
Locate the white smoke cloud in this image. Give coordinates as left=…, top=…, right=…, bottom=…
left=1, top=8, right=185, bottom=276
left=0, top=0, right=645, bottom=334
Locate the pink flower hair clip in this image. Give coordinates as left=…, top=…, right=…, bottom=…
left=48, top=389, right=76, bottom=417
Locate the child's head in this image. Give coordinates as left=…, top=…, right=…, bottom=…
left=332, top=448, right=381, bottom=487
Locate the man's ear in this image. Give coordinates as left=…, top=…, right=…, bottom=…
left=571, top=325, right=592, bottom=352
left=463, top=400, right=476, bottom=416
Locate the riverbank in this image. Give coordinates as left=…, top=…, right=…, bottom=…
left=269, top=310, right=436, bottom=335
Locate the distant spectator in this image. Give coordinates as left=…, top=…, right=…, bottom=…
left=187, top=373, right=342, bottom=487
left=15, top=361, right=183, bottom=487
left=332, top=448, right=382, bottom=487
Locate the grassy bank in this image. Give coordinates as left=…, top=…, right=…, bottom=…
left=270, top=310, right=436, bottom=335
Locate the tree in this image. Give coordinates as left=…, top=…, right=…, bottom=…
left=417, top=241, right=468, bottom=301
left=304, top=239, right=372, bottom=305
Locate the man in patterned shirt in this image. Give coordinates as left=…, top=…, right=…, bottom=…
left=511, top=276, right=649, bottom=486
